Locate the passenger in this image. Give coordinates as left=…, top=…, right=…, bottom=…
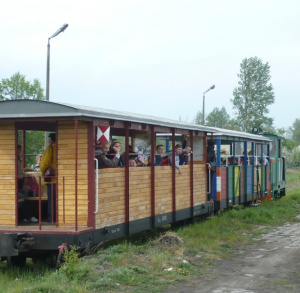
left=148, top=145, right=165, bottom=166
left=136, top=156, right=146, bottom=167
left=16, top=145, right=38, bottom=223
left=259, top=153, right=269, bottom=166
left=119, top=144, right=137, bottom=166
left=96, top=141, right=121, bottom=169
left=227, top=157, right=234, bottom=165
left=31, top=154, right=42, bottom=172
left=207, top=139, right=216, bottom=171
left=107, top=140, right=122, bottom=165
left=167, top=144, right=183, bottom=174
left=206, top=139, right=216, bottom=201
left=40, top=132, right=57, bottom=223
left=180, top=139, right=193, bottom=165
left=129, top=158, right=137, bottom=167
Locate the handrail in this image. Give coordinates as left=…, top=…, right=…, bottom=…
left=94, top=158, right=99, bottom=214
left=207, top=163, right=211, bottom=197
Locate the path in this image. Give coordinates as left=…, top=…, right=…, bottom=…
left=164, top=216, right=300, bottom=293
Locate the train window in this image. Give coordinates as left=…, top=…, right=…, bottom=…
left=135, top=133, right=151, bottom=156
left=234, top=142, right=243, bottom=156
left=18, top=130, right=45, bottom=169
left=193, top=136, right=204, bottom=162
left=269, top=139, right=276, bottom=157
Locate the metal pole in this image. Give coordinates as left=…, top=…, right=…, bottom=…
left=202, top=93, right=205, bottom=125
left=46, top=39, right=50, bottom=101
left=202, top=85, right=215, bottom=126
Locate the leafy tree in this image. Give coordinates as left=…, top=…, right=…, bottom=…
left=205, top=107, right=231, bottom=128
left=193, top=111, right=203, bottom=125
left=0, top=72, right=45, bottom=100
left=291, top=118, right=300, bottom=143
left=231, top=57, right=275, bottom=132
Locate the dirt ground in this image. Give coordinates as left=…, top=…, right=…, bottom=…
left=164, top=215, right=300, bottom=293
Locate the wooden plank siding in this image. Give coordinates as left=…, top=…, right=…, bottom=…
left=95, top=163, right=207, bottom=230
left=155, top=167, right=173, bottom=215
left=192, top=164, right=207, bottom=205
left=0, top=123, right=16, bottom=226
left=57, top=121, right=89, bottom=226
left=96, top=168, right=126, bottom=228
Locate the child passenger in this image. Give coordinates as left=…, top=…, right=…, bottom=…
left=167, top=144, right=183, bottom=174
left=129, top=158, right=137, bottom=167
left=96, top=141, right=120, bottom=169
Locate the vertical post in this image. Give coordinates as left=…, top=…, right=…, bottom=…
left=75, top=119, right=78, bottom=231
left=202, top=93, right=205, bottom=125
left=46, top=39, right=50, bottom=101
left=171, top=129, right=176, bottom=222
left=150, top=126, right=156, bottom=228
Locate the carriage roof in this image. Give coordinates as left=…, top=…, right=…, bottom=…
left=211, top=127, right=272, bottom=143
left=0, top=100, right=216, bottom=133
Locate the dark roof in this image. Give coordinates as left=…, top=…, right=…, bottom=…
left=0, top=100, right=215, bottom=132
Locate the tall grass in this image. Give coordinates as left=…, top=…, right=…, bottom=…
left=1, top=170, right=300, bottom=292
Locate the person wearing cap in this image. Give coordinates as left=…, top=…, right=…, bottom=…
left=40, top=132, right=56, bottom=223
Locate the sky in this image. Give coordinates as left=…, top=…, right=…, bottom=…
left=1, top=0, right=299, bottom=130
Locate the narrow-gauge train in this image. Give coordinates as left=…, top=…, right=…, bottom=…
left=0, top=100, right=285, bottom=267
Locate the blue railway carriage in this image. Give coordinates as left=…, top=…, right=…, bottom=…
left=0, top=100, right=214, bottom=267
left=209, top=128, right=284, bottom=211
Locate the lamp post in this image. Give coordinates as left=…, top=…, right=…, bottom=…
left=46, top=23, right=68, bottom=101
left=202, top=84, right=215, bottom=125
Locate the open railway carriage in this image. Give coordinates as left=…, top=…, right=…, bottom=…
left=210, top=128, right=286, bottom=212
left=0, top=100, right=215, bottom=266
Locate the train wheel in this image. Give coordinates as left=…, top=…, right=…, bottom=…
left=7, top=255, right=26, bottom=268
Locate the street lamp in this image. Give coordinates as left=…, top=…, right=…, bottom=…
left=202, top=84, right=215, bottom=125
left=46, top=23, right=69, bottom=101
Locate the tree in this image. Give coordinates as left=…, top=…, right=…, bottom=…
left=0, top=72, right=45, bottom=100
left=205, top=107, right=231, bottom=128
left=291, top=119, right=300, bottom=143
left=231, top=57, right=275, bottom=132
left=193, top=111, right=203, bottom=125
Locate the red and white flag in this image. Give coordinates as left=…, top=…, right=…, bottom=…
left=97, top=125, right=110, bottom=144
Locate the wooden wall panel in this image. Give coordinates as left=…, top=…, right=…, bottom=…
left=155, top=167, right=173, bottom=214
left=129, top=168, right=151, bottom=221
left=175, top=165, right=191, bottom=210
left=57, top=121, right=89, bottom=226
left=95, top=168, right=126, bottom=228
left=192, top=164, right=207, bottom=205
left=0, top=123, right=16, bottom=226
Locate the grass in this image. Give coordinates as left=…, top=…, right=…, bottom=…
left=1, top=169, right=300, bottom=292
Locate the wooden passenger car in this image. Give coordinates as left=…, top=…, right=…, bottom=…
left=0, top=100, right=214, bottom=265
left=210, top=128, right=284, bottom=211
